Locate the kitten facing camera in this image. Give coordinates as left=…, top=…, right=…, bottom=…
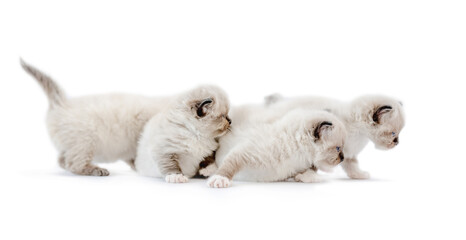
left=207, top=109, right=347, bottom=188
left=265, top=94, right=406, bottom=179
left=135, top=85, right=231, bottom=183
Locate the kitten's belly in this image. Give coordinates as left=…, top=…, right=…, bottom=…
left=233, top=169, right=285, bottom=182
left=233, top=163, right=306, bottom=182
left=93, top=139, right=137, bottom=163
left=93, top=151, right=135, bottom=163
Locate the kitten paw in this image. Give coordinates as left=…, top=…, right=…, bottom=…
left=91, top=167, right=110, bottom=176
left=199, top=164, right=218, bottom=177
left=82, top=166, right=109, bottom=176
left=294, top=173, right=324, bottom=183
left=207, top=175, right=231, bottom=188
left=347, top=170, right=370, bottom=179
left=165, top=173, right=189, bottom=183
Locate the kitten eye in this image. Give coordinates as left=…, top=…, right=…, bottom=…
left=336, top=146, right=341, bottom=152
left=391, top=132, right=396, bottom=137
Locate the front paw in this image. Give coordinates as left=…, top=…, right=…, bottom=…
left=294, top=172, right=324, bottom=183
left=207, top=175, right=231, bottom=188
left=347, top=170, right=370, bottom=179
left=199, top=164, right=218, bottom=177
left=165, top=173, right=189, bottom=183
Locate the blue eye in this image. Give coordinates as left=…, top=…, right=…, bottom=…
left=336, top=146, right=341, bottom=152
left=392, top=132, right=396, bottom=137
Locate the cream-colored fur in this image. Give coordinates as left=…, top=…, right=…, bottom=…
left=264, top=94, right=406, bottom=179
left=207, top=109, right=347, bottom=188
left=20, top=59, right=229, bottom=177
left=134, top=86, right=231, bottom=183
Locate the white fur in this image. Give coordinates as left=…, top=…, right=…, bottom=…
left=265, top=95, right=406, bottom=179
left=134, top=85, right=231, bottom=182
left=47, top=94, right=167, bottom=164
left=294, top=168, right=324, bottom=183
left=213, top=109, right=347, bottom=185
left=199, top=163, right=218, bottom=177
left=20, top=60, right=231, bottom=177
left=165, top=174, right=189, bottom=183
left=207, top=175, right=231, bottom=188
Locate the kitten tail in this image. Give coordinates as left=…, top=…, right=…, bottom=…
left=20, top=58, right=66, bottom=108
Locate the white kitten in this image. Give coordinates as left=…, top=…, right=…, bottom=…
left=264, top=94, right=406, bottom=179
left=20, top=59, right=229, bottom=177
left=135, top=86, right=231, bottom=183
left=207, top=109, right=347, bottom=188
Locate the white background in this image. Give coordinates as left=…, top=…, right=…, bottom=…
left=1, top=0, right=465, bottom=239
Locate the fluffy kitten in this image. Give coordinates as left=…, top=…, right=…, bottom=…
left=264, top=94, right=406, bottom=179
left=20, top=59, right=228, bottom=176
left=196, top=103, right=297, bottom=178
left=207, top=109, right=347, bottom=188
left=135, top=86, right=231, bottom=183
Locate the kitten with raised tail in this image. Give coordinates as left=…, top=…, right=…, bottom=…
left=207, top=109, right=347, bottom=188
left=264, top=94, right=406, bottom=179
left=20, top=59, right=228, bottom=177
left=134, top=86, right=231, bottom=183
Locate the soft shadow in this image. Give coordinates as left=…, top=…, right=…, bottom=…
left=335, top=177, right=391, bottom=182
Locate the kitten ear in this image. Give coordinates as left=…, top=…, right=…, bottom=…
left=372, top=105, right=393, bottom=124
left=196, top=98, right=213, bottom=117
left=313, top=121, right=333, bottom=141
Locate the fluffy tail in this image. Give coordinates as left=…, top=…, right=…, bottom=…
left=20, top=59, right=66, bottom=107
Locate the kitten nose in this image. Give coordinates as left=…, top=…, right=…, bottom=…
left=339, top=152, right=344, bottom=162
left=393, top=137, right=399, bottom=145
left=226, top=117, right=232, bottom=125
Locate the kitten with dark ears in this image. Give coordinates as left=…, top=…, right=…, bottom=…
left=207, top=109, right=347, bottom=188
left=135, top=86, right=231, bottom=183
left=20, top=59, right=230, bottom=176
left=265, top=94, right=406, bottom=179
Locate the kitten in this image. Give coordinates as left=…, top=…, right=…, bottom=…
left=134, top=86, right=231, bottom=183
left=196, top=103, right=298, bottom=178
left=20, top=59, right=229, bottom=176
left=264, top=94, right=406, bottom=179
left=207, top=109, right=347, bottom=188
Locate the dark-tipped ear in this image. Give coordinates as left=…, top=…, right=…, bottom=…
left=196, top=98, right=213, bottom=117
left=313, top=121, right=333, bottom=141
left=372, top=105, right=392, bottom=124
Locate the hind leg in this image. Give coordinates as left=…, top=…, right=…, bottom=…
left=58, top=152, right=66, bottom=169
left=62, top=145, right=109, bottom=176
left=124, top=159, right=136, bottom=171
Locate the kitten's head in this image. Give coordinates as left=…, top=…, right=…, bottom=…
left=351, top=95, right=405, bottom=150
left=286, top=110, right=347, bottom=172
left=178, top=85, right=231, bottom=138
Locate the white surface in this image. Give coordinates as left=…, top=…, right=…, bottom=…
left=1, top=1, right=465, bottom=239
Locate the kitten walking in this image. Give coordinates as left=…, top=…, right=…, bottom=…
left=265, top=94, right=405, bottom=179
left=20, top=59, right=229, bottom=176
